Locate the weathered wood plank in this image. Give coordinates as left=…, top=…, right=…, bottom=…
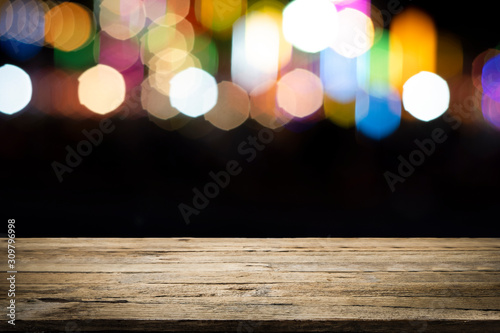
left=14, top=271, right=500, bottom=284
left=14, top=282, right=500, bottom=299
left=0, top=238, right=499, bottom=332
left=9, top=237, right=500, bottom=250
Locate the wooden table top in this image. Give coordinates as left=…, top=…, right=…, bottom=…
left=1, top=238, right=499, bottom=332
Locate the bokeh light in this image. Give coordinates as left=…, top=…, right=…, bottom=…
left=245, top=12, right=280, bottom=75
left=320, top=47, right=357, bottom=103
left=197, top=0, right=246, bottom=33
left=472, top=49, right=500, bottom=92
left=437, top=32, right=463, bottom=80
left=149, top=49, right=200, bottom=76
left=277, top=69, right=324, bottom=118
left=148, top=112, right=191, bottom=132
left=78, top=64, right=126, bottom=115
left=140, top=15, right=195, bottom=70
left=369, top=4, right=384, bottom=40
left=169, top=67, right=218, bottom=117
left=0, top=0, right=494, bottom=137
left=0, top=0, right=46, bottom=60
left=31, top=69, right=66, bottom=117
left=45, top=2, right=94, bottom=52
left=247, top=1, right=292, bottom=69
left=0, top=64, right=32, bottom=115
left=99, top=0, right=145, bottom=40
left=120, top=58, right=144, bottom=91
left=32, top=69, right=89, bottom=119
left=166, top=0, right=190, bottom=20
left=331, top=8, right=374, bottom=59
left=204, top=81, right=250, bottom=130
left=149, top=52, right=202, bottom=96
left=143, top=0, right=167, bottom=22
left=482, top=92, right=500, bottom=130
left=99, top=32, right=140, bottom=72
left=282, top=0, right=338, bottom=53
left=333, top=0, right=370, bottom=15
left=448, top=75, right=482, bottom=124
left=482, top=54, right=500, bottom=102
left=402, top=71, right=450, bottom=122
left=356, top=89, right=401, bottom=140
left=54, top=35, right=98, bottom=70
left=231, top=10, right=287, bottom=92
left=250, top=80, right=292, bottom=129
left=192, top=34, right=219, bottom=76
left=141, top=77, right=179, bottom=120
left=389, top=8, right=436, bottom=93
left=324, top=95, right=355, bottom=128
left=356, top=47, right=370, bottom=92
left=368, top=29, right=390, bottom=97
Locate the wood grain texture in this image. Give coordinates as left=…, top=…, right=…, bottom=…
left=0, top=238, right=499, bottom=332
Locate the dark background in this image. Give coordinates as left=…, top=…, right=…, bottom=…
left=1, top=0, right=499, bottom=237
